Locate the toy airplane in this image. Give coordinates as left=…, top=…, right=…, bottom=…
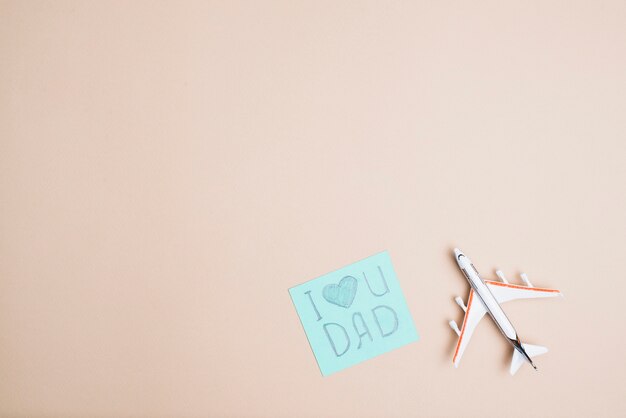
left=448, top=248, right=562, bottom=375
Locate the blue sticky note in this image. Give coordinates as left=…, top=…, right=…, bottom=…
left=289, top=251, right=419, bottom=376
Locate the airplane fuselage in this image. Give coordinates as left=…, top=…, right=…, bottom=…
left=454, top=249, right=536, bottom=368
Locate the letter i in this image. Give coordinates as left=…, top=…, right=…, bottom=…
left=305, top=290, right=322, bottom=321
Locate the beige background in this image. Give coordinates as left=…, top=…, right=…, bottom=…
left=1, top=1, right=626, bottom=417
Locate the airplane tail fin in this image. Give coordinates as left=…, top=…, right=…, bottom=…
left=510, top=344, right=548, bottom=375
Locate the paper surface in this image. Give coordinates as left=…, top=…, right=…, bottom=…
left=289, top=251, right=419, bottom=376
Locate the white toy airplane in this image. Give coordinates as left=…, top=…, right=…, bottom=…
left=448, top=248, right=562, bottom=375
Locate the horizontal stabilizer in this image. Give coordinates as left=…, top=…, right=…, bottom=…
left=510, top=344, right=548, bottom=375
left=523, top=343, right=548, bottom=357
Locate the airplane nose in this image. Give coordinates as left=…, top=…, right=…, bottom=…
left=454, top=248, right=463, bottom=258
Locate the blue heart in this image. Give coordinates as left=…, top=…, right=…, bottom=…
left=323, top=276, right=358, bottom=308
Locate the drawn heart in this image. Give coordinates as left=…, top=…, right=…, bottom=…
left=323, top=276, right=358, bottom=308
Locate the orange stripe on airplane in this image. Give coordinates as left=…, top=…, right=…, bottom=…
left=484, top=280, right=560, bottom=293
left=452, top=289, right=473, bottom=364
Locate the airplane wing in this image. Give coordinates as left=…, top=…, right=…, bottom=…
left=485, top=280, right=562, bottom=304
left=452, top=289, right=487, bottom=368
